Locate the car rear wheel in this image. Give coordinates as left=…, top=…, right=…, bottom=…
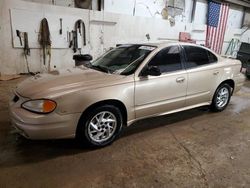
left=76, top=105, right=123, bottom=147
left=210, top=83, right=232, bottom=112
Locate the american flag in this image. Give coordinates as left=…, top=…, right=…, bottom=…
left=205, top=1, right=229, bottom=54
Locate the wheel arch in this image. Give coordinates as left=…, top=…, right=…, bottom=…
left=218, top=79, right=235, bottom=94
left=77, top=99, right=128, bottom=128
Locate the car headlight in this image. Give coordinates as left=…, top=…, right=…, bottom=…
left=21, top=99, right=57, bottom=114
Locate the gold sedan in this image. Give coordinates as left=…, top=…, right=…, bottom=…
left=9, top=42, right=245, bottom=147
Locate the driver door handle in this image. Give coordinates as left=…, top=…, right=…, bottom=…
left=176, top=77, right=185, bottom=83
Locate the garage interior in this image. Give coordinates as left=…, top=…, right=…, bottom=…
left=0, top=0, right=250, bottom=187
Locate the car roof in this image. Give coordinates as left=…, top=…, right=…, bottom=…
left=121, top=41, right=207, bottom=48
left=144, top=41, right=219, bottom=55
left=118, top=41, right=219, bottom=56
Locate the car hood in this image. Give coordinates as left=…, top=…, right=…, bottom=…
left=16, top=67, right=131, bottom=99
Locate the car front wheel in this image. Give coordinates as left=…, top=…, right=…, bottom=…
left=76, top=105, right=123, bottom=147
left=211, top=83, right=232, bottom=112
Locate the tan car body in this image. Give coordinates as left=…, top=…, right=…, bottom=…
left=9, top=42, right=245, bottom=139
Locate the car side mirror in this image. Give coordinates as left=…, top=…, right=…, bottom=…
left=73, top=54, right=93, bottom=66
left=141, top=66, right=161, bottom=77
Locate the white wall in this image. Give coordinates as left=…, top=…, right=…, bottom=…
left=104, top=0, right=166, bottom=18
left=0, top=0, right=89, bottom=74
left=193, top=0, right=207, bottom=25
left=104, top=0, right=193, bottom=22
left=22, top=0, right=75, bottom=7
left=104, top=0, right=135, bottom=16
left=241, top=30, right=250, bottom=43
left=183, top=0, right=193, bottom=23
left=0, top=0, right=249, bottom=75
left=227, top=4, right=244, bottom=29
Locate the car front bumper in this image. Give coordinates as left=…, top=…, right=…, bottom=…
left=9, top=93, right=81, bottom=140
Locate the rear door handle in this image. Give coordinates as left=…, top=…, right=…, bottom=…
left=213, top=71, right=219, bottom=75
left=176, top=77, right=185, bottom=83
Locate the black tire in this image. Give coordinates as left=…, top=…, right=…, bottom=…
left=210, top=83, right=232, bottom=112
left=246, top=71, right=250, bottom=79
left=76, top=105, right=123, bottom=148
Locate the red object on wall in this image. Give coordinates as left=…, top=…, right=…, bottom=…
left=179, top=32, right=196, bottom=43
left=179, top=32, right=190, bottom=41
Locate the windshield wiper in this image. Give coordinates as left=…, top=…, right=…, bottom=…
left=91, top=65, right=111, bottom=73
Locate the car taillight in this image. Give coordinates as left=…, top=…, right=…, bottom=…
left=241, top=67, right=246, bottom=74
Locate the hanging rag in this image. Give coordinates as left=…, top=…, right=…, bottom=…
left=72, top=19, right=86, bottom=53
left=23, top=32, right=31, bottom=74
left=23, top=32, right=30, bottom=56
left=39, top=18, right=51, bottom=70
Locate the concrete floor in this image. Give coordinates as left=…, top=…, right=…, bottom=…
left=0, top=77, right=250, bottom=188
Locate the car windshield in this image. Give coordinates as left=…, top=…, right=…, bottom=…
left=89, top=45, right=156, bottom=75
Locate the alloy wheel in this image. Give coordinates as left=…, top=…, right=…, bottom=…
left=87, top=111, right=117, bottom=143
left=216, top=87, right=230, bottom=108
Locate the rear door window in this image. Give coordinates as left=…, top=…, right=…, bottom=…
left=183, top=46, right=216, bottom=69
left=207, top=50, right=218, bottom=63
